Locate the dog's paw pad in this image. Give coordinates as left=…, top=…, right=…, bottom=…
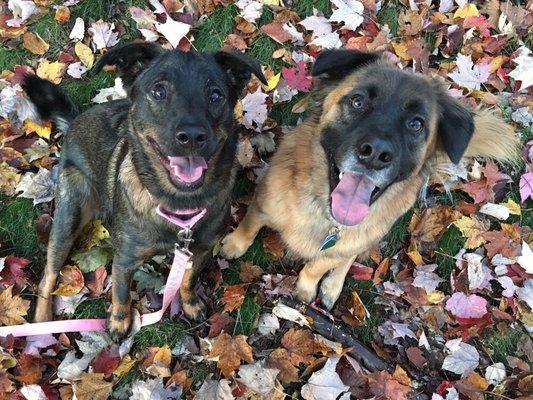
left=108, top=313, right=132, bottom=342
left=220, top=233, right=250, bottom=259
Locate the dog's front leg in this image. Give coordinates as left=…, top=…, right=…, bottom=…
left=108, top=243, right=155, bottom=341
left=180, top=247, right=211, bottom=322
left=296, top=256, right=355, bottom=309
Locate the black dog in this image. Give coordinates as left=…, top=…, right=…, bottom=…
left=24, top=42, right=266, bottom=340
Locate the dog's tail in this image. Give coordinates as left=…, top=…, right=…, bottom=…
left=22, top=74, right=78, bottom=135
left=432, top=110, right=520, bottom=168
left=463, top=110, right=520, bottom=162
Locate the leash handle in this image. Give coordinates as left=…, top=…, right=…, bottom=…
left=0, top=248, right=191, bottom=338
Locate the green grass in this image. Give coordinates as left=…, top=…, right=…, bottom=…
left=73, top=298, right=107, bottom=318
left=194, top=5, right=239, bottom=51
left=31, top=13, right=70, bottom=57
left=435, top=225, right=465, bottom=293
left=133, top=319, right=186, bottom=351
left=482, top=327, right=523, bottom=365
left=270, top=93, right=308, bottom=126
left=242, top=229, right=272, bottom=267
left=0, top=197, right=39, bottom=259
left=295, top=0, right=332, bottom=17
left=233, top=295, right=260, bottom=335
left=377, top=1, right=405, bottom=37
left=381, top=210, right=412, bottom=258
left=189, top=364, right=211, bottom=388
left=345, top=279, right=383, bottom=343
left=249, top=34, right=284, bottom=71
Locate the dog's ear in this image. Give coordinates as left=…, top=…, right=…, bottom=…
left=312, top=49, right=380, bottom=80
left=437, top=93, right=475, bottom=164
left=93, top=42, right=164, bottom=89
left=213, top=50, right=267, bottom=100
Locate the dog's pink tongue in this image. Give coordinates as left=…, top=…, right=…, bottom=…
left=331, top=172, right=375, bottom=226
left=168, top=156, right=207, bottom=183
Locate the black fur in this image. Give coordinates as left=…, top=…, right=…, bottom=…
left=22, top=74, right=78, bottom=134
left=312, top=49, right=380, bottom=80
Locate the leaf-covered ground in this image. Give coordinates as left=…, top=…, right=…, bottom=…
left=0, top=0, right=532, bottom=399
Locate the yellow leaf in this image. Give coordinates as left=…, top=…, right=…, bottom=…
left=407, top=251, right=424, bottom=266
left=234, top=100, right=243, bottom=124
left=75, top=41, right=94, bottom=69
left=52, top=265, right=85, bottom=296
left=78, top=220, right=110, bottom=250
left=428, top=290, right=445, bottom=304
left=113, top=355, right=135, bottom=379
left=24, top=118, right=52, bottom=140
left=36, top=60, right=66, bottom=85
left=0, top=286, right=30, bottom=326
left=261, top=0, right=279, bottom=5
left=501, top=199, right=521, bottom=216
left=272, top=48, right=286, bottom=59
left=267, top=72, right=281, bottom=91
left=454, top=216, right=486, bottom=249
left=23, top=31, right=49, bottom=55
left=74, top=373, right=112, bottom=400
left=454, top=3, right=479, bottom=19
left=392, top=41, right=410, bottom=61
left=0, top=162, right=21, bottom=196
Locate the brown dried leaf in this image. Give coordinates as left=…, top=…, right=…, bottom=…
left=222, top=284, right=245, bottom=313
left=0, top=286, right=30, bottom=326
left=239, top=261, right=264, bottom=283
left=23, top=31, right=49, bottom=55
left=210, top=332, right=254, bottom=378
left=74, top=372, right=113, bottom=400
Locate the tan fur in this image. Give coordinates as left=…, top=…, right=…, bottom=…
left=221, top=75, right=519, bottom=309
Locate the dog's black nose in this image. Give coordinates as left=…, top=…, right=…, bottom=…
left=356, top=139, right=393, bottom=169
left=176, top=130, right=207, bottom=150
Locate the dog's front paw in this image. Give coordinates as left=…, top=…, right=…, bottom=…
left=182, top=297, right=207, bottom=322
left=318, top=281, right=342, bottom=311
left=296, top=276, right=318, bottom=304
left=220, top=232, right=251, bottom=259
left=108, top=309, right=132, bottom=342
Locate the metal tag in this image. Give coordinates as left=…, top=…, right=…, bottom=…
left=319, top=227, right=340, bottom=251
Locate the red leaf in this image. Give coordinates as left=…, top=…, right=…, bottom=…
left=208, top=313, right=234, bottom=337
left=282, top=61, right=312, bottom=92
left=463, top=15, right=493, bottom=38
left=349, top=262, right=374, bottom=281
left=85, top=266, right=108, bottom=297
left=91, top=346, right=121, bottom=378
left=1, top=256, right=30, bottom=288
left=261, top=22, right=292, bottom=44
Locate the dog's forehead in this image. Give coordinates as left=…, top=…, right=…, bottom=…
left=353, top=65, right=437, bottom=106
left=141, top=51, right=226, bottom=84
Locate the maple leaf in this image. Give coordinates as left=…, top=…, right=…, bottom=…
left=91, top=78, right=127, bottom=104
left=412, top=264, right=444, bottom=294
left=74, top=372, right=113, bottom=400
left=208, top=313, right=234, bottom=337
left=0, top=372, right=14, bottom=395
left=1, top=255, right=29, bottom=288
left=509, top=46, right=533, bottom=91
left=483, top=226, right=520, bottom=259
left=454, top=216, right=487, bottom=249
left=349, top=262, right=374, bottom=280
left=88, top=20, right=119, bottom=50
left=16, top=354, right=41, bottom=385
left=239, top=261, right=264, bottom=283
left=519, top=171, right=533, bottom=203
left=448, top=54, right=491, bottom=90
left=445, top=292, right=487, bottom=319
left=280, top=327, right=316, bottom=365
left=261, top=230, right=285, bottom=260
left=52, top=265, right=85, bottom=296
left=23, top=335, right=57, bottom=356
left=442, top=342, right=480, bottom=377
left=237, top=362, right=278, bottom=396
left=0, top=286, right=30, bottom=326
left=329, top=0, right=364, bottom=31
left=155, top=14, right=190, bottom=48
left=221, top=284, right=245, bottom=313
left=210, top=333, right=254, bottom=378
left=282, top=61, right=312, bottom=92
left=193, top=379, right=234, bottom=400
left=236, top=0, right=262, bottom=24
left=16, top=167, right=57, bottom=205
left=267, top=348, right=299, bottom=384
left=301, top=357, right=350, bottom=400
left=90, top=346, right=121, bottom=378
left=368, top=370, right=411, bottom=400
left=241, top=88, right=268, bottom=132
left=463, top=15, right=493, bottom=38
left=409, top=205, right=462, bottom=250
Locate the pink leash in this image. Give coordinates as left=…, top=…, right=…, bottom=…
left=0, top=206, right=207, bottom=338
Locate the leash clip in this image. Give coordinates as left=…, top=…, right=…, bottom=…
left=176, top=227, right=194, bottom=254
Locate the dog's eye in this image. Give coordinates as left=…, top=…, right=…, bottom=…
left=209, top=89, right=224, bottom=103
left=407, top=118, right=424, bottom=132
left=351, top=94, right=365, bottom=108
left=151, top=84, right=167, bottom=101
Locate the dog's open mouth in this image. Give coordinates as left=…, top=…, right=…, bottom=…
left=328, top=155, right=383, bottom=226
left=148, top=138, right=207, bottom=186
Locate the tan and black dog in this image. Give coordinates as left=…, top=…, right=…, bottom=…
left=24, top=42, right=266, bottom=340
left=221, top=49, right=518, bottom=310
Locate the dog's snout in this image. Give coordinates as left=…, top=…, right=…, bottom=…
left=176, top=130, right=207, bottom=149
left=356, top=139, right=393, bottom=169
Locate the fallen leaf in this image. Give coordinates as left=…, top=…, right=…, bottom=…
left=329, top=0, right=364, bottom=31
left=516, top=241, right=533, bottom=274
left=509, top=46, right=533, bottom=90
left=74, top=372, right=113, bottom=400
left=69, top=17, right=85, bottom=41
left=75, top=41, right=94, bottom=68
left=267, top=348, right=299, bottom=384
left=210, top=333, right=254, bottom=378
left=155, top=15, right=190, bottom=48
left=445, top=292, right=487, bottom=319
left=16, top=354, right=41, bottom=384
left=485, top=362, right=506, bottom=385
left=241, top=88, right=268, bottom=132
left=448, top=54, right=490, bottom=90
left=23, top=31, right=49, bottom=55
left=0, top=286, right=30, bottom=326
left=193, top=379, right=234, bottom=400
left=52, top=265, right=85, bottom=296
left=237, top=362, right=278, bottom=396
left=88, top=20, right=119, bottom=50
left=257, top=313, right=279, bottom=336
left=282, top=61, right=312, bottom=92
left=301, top=357, right=350, bottom=400
left=222, top=284, right=245, bottom=313
left=54, top=5, right=70, bottom=23
left=272, top=303, right=310, bottom=327
left=442, top=342, right=480, bottom=377
left=519, top=171, right=533, bottom=202
left=454, top=216, right=486, bottom=249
